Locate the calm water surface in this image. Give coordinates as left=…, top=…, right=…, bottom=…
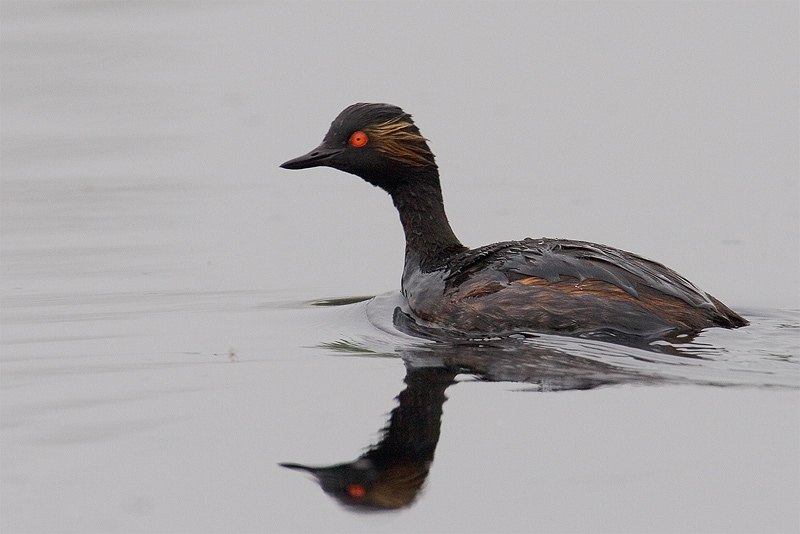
left=2, top=2, right=798, bottom=533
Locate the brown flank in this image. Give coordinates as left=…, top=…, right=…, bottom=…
left=513, top=276, right=714, bottom=330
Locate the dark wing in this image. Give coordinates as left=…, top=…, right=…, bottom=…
left=445, top=238, right=716, bottom=309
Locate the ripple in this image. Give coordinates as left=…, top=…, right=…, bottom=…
left=313, top=292, right=800, bottom=390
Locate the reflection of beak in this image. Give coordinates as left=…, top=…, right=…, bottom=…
left=278, top=462, right=317, bottom=474
left=279, top=145, right=343, bottom=170
left=279, top=462, right=335, bottom=486
left=280, top=462, right=362, bottom=501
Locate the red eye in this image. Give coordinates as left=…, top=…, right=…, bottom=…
left=347, top=484, right=366, bottom=498
left=349, top=131, right=368, bottom=147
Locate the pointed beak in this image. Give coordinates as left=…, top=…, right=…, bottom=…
left=279, top=462, right=331, bottom=484
left=279, top=462, right=317, bottom=473
left=280, top=145, right=343, bottom=170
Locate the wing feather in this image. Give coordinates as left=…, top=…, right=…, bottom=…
left=445, top=238, right=714, bottom=309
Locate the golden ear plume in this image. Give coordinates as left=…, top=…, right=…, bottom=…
left=366, top=117, right=435, bottom=167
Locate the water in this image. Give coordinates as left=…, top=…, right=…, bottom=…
left=2, top=2, right=798, bottom=532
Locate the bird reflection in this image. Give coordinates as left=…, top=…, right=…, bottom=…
left=279, top=311, right=671, bottom=510
left=281, top=366, right=455, bottom=510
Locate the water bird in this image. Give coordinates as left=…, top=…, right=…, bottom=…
left=280, top=366, right=455, bottom=510
left=280, top=103, right=747, bottom=339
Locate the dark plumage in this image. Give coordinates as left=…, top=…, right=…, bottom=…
left=281, top=103, right=747, bottom=339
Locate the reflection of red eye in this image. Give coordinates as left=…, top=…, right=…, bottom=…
left=347, top=484, right=366, bottom=498
left=349, top=131, right=368, bottom=147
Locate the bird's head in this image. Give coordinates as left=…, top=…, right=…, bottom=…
left=280, top=103, right=436, bottom=192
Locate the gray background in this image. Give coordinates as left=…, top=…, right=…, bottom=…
left=2, top=2, right=798, bottom=532
left=3, top=1, right=798, bottom=307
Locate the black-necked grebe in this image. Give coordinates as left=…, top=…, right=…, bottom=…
left=280, top=103, right=747, bottom=338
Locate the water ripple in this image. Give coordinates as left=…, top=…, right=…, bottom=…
left=315, top=292, right=799, bottom=389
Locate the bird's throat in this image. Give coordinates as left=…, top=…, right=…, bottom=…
left=389, top=171, right=466, bottom=272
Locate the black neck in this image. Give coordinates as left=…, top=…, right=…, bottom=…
left=364, top=366, right=456, bottom=468
left=387, top=167, right=466, bottom=270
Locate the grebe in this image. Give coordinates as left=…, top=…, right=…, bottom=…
left=281, top=103, right=747, bottom=339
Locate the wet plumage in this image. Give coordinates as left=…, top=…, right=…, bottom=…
left=281, top=103, right=747, bottom=339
